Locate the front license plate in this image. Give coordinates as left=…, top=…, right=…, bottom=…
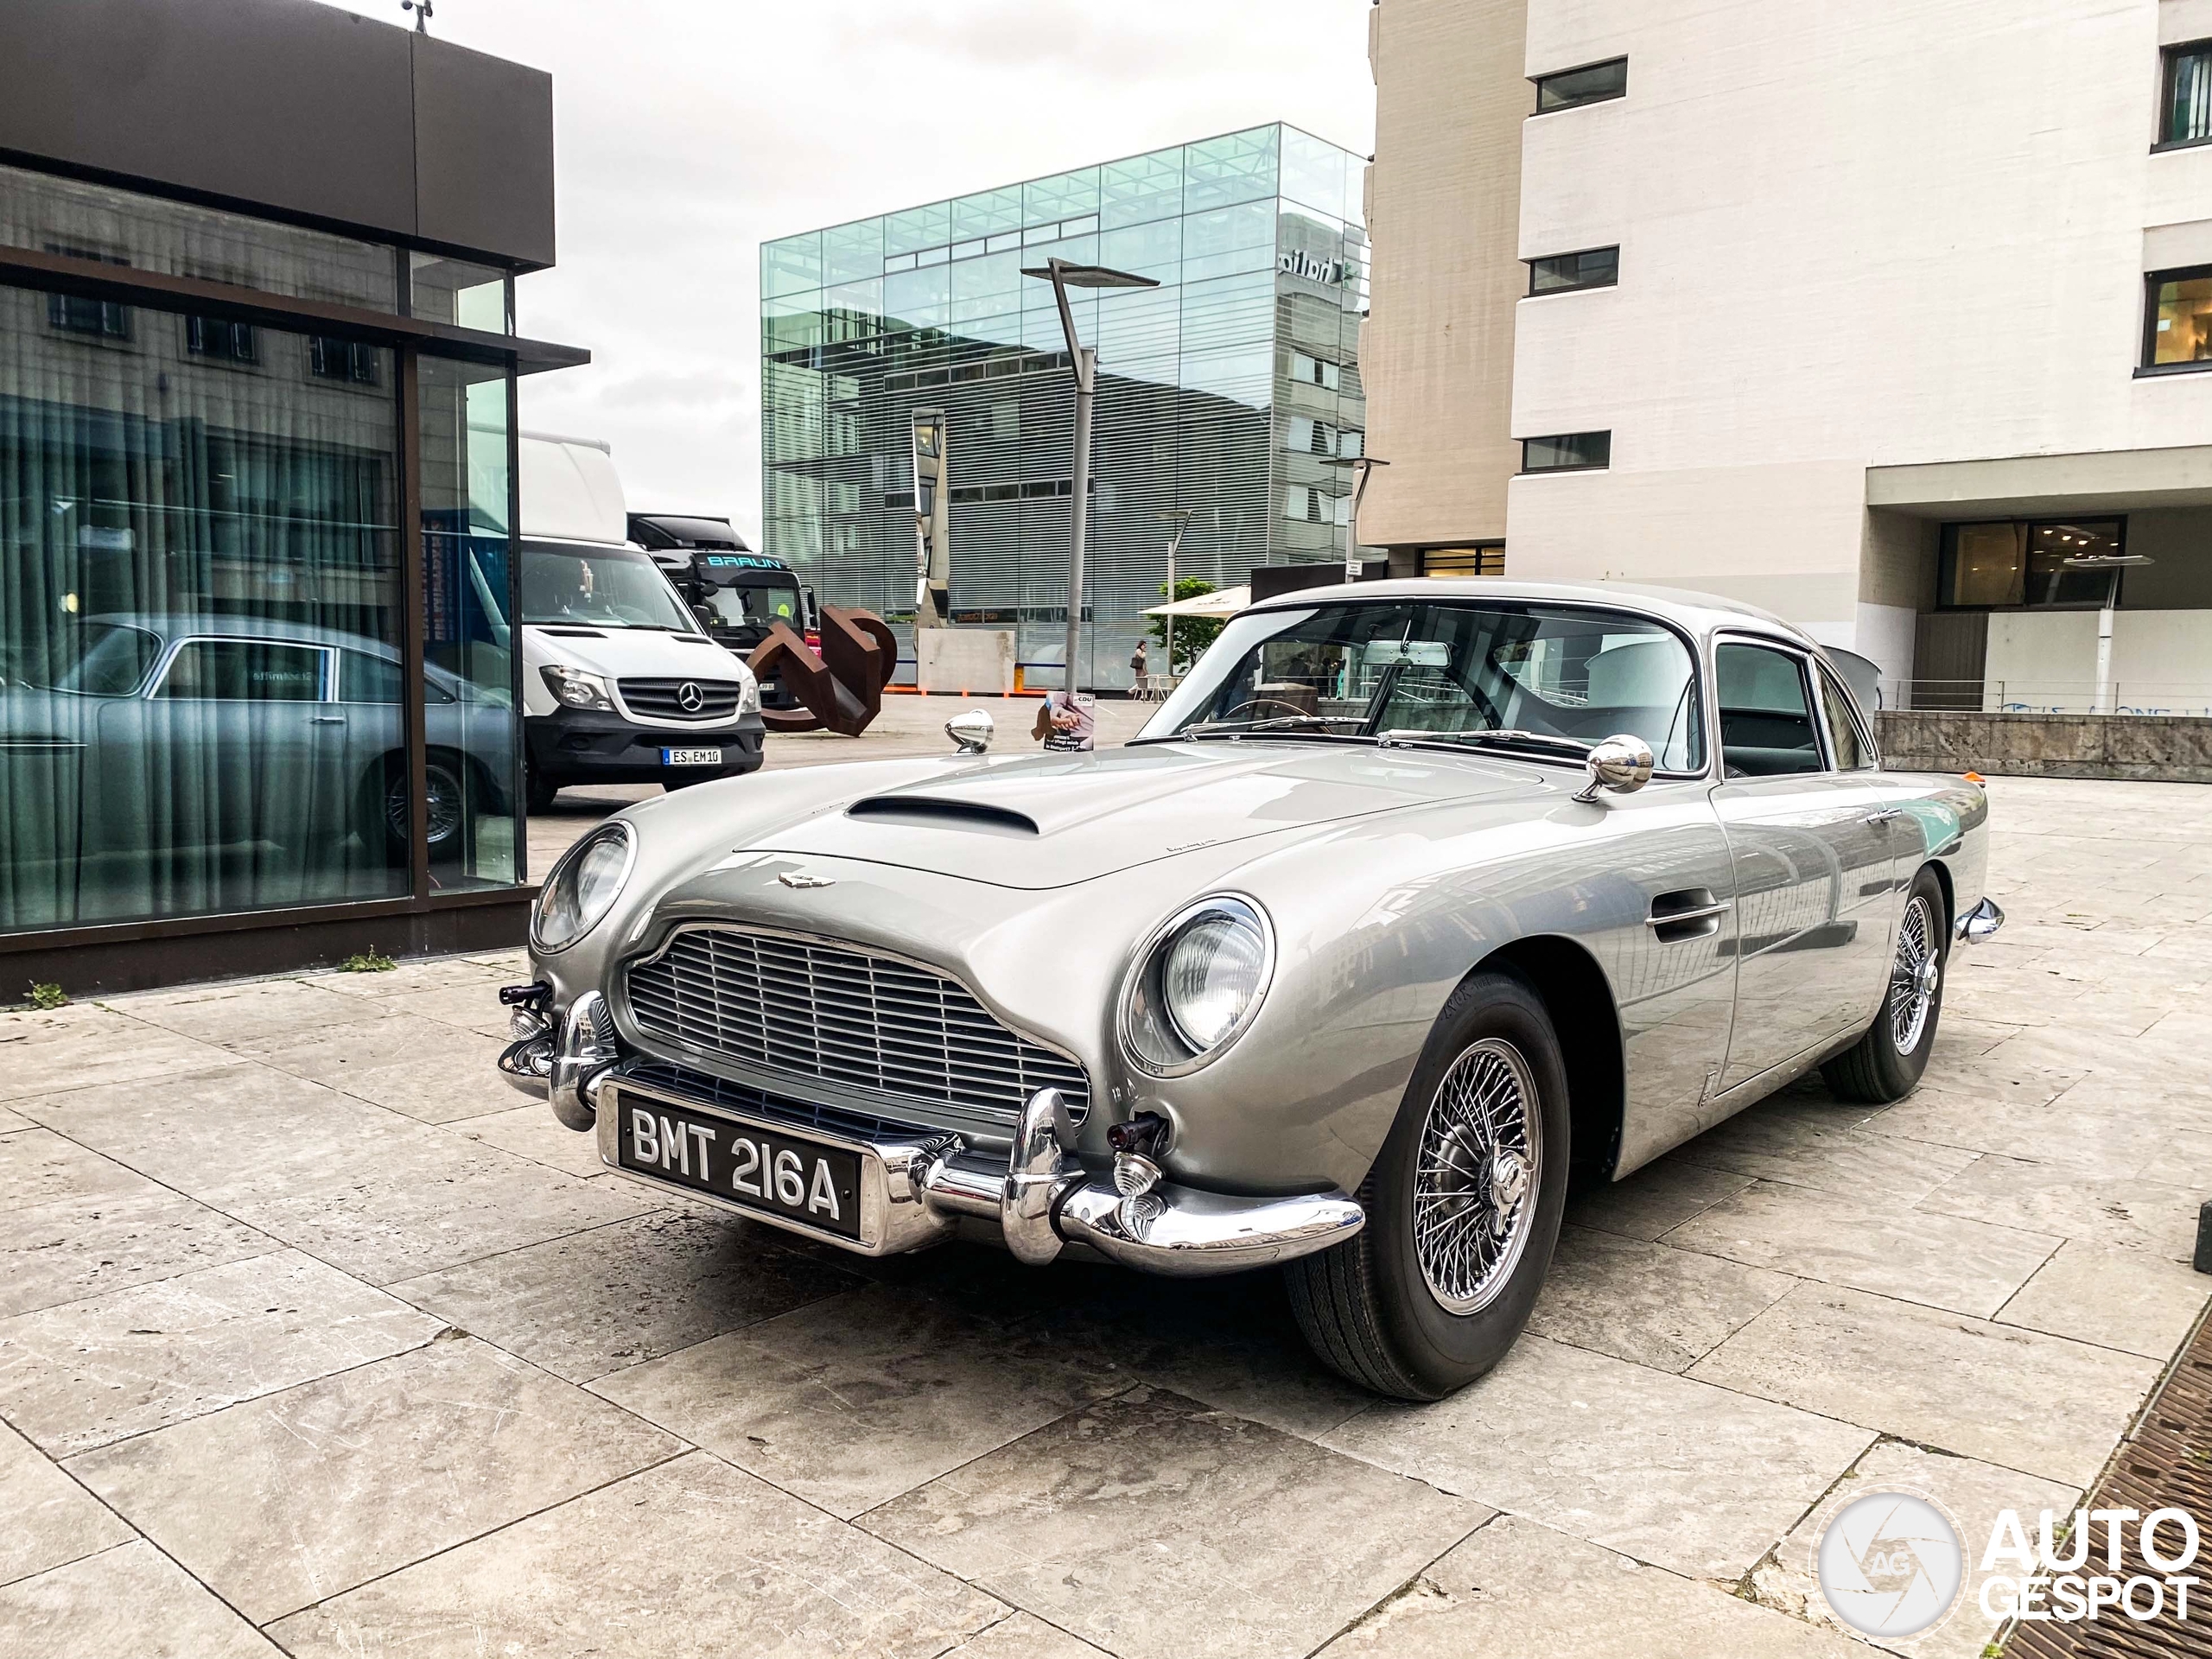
left=662, top=747, right=723, bottom=766
left=617, top=1098, right=862, bottom=1239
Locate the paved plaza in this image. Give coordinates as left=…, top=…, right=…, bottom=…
left=2, top=764, right=2209, bottom=1658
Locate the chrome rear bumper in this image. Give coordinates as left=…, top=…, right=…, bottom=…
left=499, top=989, right=1363, bottom=1277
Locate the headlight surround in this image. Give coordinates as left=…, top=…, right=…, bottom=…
left=1120, top=895, right=1275, bottom=1076
left=540, top=664, right=614, bottom=711
left=532, top=822, right=635, bottom=952
left=738, top=667, right=761, bottom=716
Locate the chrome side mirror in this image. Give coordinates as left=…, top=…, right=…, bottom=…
left=1573, top=733, right=1655, bottom=804
left=945, top=709, right=994, bottom=754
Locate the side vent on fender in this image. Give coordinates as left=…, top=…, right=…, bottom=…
left=1646, top=887, right=1731, bottom=945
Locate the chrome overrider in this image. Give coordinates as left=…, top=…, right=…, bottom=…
left=1955, top=896, right=2005, bottom=944
left=499, top=984, right=1365, bottom=1276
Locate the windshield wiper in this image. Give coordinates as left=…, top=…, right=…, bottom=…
left=1179, top=715, right=1370, bottom=739
left=1379, top=728, right=1592, bottom=760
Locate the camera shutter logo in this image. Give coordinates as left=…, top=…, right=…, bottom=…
left=676, top=681, right=705, bottom=713
left=1817, top=1491, right=1965, bottom=1638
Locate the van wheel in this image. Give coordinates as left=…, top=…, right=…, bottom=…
left=526, top=770, right=559, bottom=814
left=1822, top=865, right=1948, bottom=1103
left=1287, top=970, right=1570, bottom=1400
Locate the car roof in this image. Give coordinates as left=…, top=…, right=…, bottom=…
left=85, top=614, right=395, bottom=651
left=1242, top=576, right=1817, bottom=649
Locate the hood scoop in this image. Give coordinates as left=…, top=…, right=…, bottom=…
left=846, top=796, right=1039, bottom=836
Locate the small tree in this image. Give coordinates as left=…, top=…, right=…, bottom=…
left=1146, top=577, right=1224, bottom=674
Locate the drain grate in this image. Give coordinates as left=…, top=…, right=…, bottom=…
left=2007, top=1311, right=2212, bottom=1659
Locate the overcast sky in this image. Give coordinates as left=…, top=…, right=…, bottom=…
left=323, top=0, right=1376, bottom=545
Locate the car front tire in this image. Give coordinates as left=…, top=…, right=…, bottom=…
left=1821, top=864, right=1948, bottom=1104
left=1287, top=969, right=1571, bottom=1401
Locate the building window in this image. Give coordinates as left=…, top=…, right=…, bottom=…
left=46, top=290, right=130, bottom=339
left=1535, top=57, right=1627, bottom=113
left=1528, top=247, right=1619, bottom=295
left=185, top=315, right=257, bottom=363
left=1522, top=431, right=1611, bottom=473
left=1937, top=519, right=2126, bottom=609
left=1420, top=546, right=1506, bottom=577
left=2162, top=41, right=2212, bottom=147
left=2145, top=265, right=2212, bottom=367
left=308, top=335, right=381, bottom=385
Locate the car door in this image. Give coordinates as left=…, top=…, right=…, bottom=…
left=1709, top=638, right=1897, bottom=1096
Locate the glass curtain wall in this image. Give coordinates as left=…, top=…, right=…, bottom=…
left=760, top=124, right=1368, bottom=690
left=418, top=357, right=518, bottom=890
left=0, top=283, right=408, bottom=931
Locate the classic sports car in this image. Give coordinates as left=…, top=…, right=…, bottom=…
left=501, top=581, right=2002, bottom=1400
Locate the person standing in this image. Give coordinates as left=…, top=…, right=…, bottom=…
left=1129, top=639, right=1148, bottom=689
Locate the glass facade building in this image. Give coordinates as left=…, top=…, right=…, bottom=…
left=760, top=124, right=1369, bottom=689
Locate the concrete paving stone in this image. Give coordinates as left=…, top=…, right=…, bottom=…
left=0, top=1418, right=131, bottom=1589
left=389, top=1208, right=861, bottom=1383
left=2140, top=1124, right=2212, bottom=1186
left=453, top=1099, right=611, bottom=1179
left=941, top=1611, right=1114, bottom=1657
left=1927, top=1013, right=2026, bottom=1058
left=370, top=982, right=512, bottom=1036
left=842, top=1235, right=1133, bottom=1330
left=1862, top=1086, right=2187, bottom=1178
left=0, top=1018, right=249, bottom=1103
left=0, top=1107, right=27, bottom=1131
left=1688, top=1283, right=2159, bottom=1487
left=1751, top=1440, right=2081, bottom=1659
left=868, top=1386, right=1488, bottom=1659
left=1915, top=1155, right=2204, bottom=1262
left=0, top=1126, right=156, bottom=1211
left=245, top=1010, right=506, bottom=1120
left=0, top=1185, right=277, bottom=1319
left=1321, top=1333, right=1870, bottom=1581
left=0, top=1540, right=283, bottom=1658
left=1020, top=1268, right=1376, bottom=1440
left=69, top=1334, right=686, bottom=1624
left=1315, top=1514, right=1857, bottom=1659
left=118, top=976, right=402, bottom=1047
left=1994, top=1237, right=2212, bottom=1358
left=591, top=1282, right=1123, bottom=1519
left=1669, top=1101, right=1983, bottom=1207
left=1525, top=1225, right=1796, bottom=1374
left=1667, top=1180, right=2059, bottom=1318
left=0, top=1249, right=442, bottom=1455
left=268, top=1450, right=1006, bottom=1659
left=1564, top=1157, right=1756, bottom=1242
left=304, top=956, right=508, bottom=1000
left=216, top=1129, right=663, bottom=1286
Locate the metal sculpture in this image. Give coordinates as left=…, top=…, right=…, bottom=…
left=747, top=606, right=899, bottom=737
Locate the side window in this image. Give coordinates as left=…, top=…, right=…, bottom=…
left=340, top=649, right=403, bottom=704
left=155, top=641, right=327, bottom=701
left=1716, top=644, right=1821, bottom=777
left=1816, top=666, right=1872, bottom=771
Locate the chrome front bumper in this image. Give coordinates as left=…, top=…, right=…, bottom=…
left=1954, top=897, right=2005, bottom=944
left=498, top=986, right=1363, bottom=1277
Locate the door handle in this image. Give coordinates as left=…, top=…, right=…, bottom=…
left=308, top=715, right=347, bottom=726
left=1862, top=808, right=1903, bottom=825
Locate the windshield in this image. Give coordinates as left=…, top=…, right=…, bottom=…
left=702, top=579, right=803, bottom=631
left=46, top=622, right=164, bottom=695
left=1140, top=600, right=1705, bottom=772
left=518, top=542, right=694, bottom=632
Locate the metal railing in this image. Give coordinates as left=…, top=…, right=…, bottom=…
left=1881, top=679, right=2212, bottom=718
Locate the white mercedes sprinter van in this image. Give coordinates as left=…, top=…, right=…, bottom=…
left=518, top=434, right=763, bottom=810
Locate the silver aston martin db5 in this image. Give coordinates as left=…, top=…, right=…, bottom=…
left=501, top=580, right=2002, bottom=1400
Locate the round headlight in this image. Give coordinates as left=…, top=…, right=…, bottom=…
left=534, top=823, right=634, bottom=951
left=1122, top=895, right=1274, bottom=1074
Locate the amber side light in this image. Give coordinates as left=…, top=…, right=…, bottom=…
left=1963, top=772, right=1986, bottom=785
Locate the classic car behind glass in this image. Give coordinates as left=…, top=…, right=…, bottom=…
left=501, top=581, right=2002, bottom=1399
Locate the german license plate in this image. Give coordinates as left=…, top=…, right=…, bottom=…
left=662, top=747, right=722, bottom=766
left=617, top=1097, right=861, bottom=1239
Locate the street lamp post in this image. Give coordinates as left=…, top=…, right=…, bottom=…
left=1154, top=507, right=1193, bottom=679
left=1021, top=257, right=1160, bottom=696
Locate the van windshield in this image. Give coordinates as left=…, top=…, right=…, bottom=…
left=518, top=543, right=693, bottom=632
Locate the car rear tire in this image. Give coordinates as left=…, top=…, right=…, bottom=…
left=365, top=753, right=470, bottom=862
left=1287, top=969, right=1571, bottom=1401
left=1821, top=865, right=1948, bottom=1104
left=526, top=770, right=559, bottom=814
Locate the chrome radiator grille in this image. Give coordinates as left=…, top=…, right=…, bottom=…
left=622, top=926, right=1090, bottom=1129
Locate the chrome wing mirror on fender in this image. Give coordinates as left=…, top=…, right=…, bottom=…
left=945, top=709, right=994, bottom=754
left=1573, top=733, right=1655, bottom=804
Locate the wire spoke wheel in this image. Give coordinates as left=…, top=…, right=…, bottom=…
left=1888, top=894, right=1937, bottom=1054
left=1413, top=1036, right=1541, bottom=1315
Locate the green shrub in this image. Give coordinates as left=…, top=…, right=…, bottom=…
left=339, top=950, right=397, bottom=974
left=25, top=982, right=67, bottom=1010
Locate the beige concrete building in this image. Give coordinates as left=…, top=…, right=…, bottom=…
left=1361, top=0, right=2212, bottom=712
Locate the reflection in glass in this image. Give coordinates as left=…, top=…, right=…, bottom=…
left=1, top=288, right=406, bottom=931
left=1938, top=519, right=2125, bottom=608
left=418, top=358, right=518, bottom=889
left=410, top=253, right=510, bottom=333
left=2149, top=268, right=2212, bottom=365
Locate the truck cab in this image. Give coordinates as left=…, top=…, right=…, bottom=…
left=627, top=514, right=814, bottom=712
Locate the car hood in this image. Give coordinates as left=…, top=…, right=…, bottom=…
left=523, top=625, right=747, bottom=682
left=740, top=739, right=1555, bottom=889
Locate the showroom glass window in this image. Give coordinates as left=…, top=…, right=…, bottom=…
left=1936, top=520, right=2126, bottom=608
left=418, top=357, right=519, bottom=891
left=2145, top=266, right=2212, bottom=367
left=0, top=288, right=407, bottom=930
